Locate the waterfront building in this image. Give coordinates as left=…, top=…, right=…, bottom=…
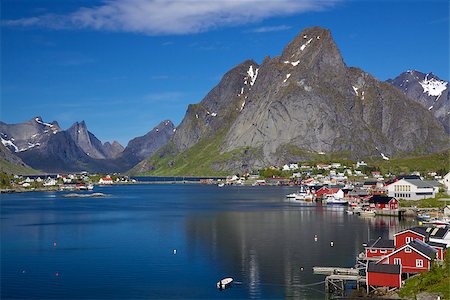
left=366, top=263, right=402, bottom=288
left=386, top=179, right=436, bottom=200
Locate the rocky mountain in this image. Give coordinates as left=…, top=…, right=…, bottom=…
left=119, top=120, right=174, bottom=163
left=134, top=26, right=449, bottom=175
left=1, top=117, right=173, bottom=173
left=0, top=143, right=37, bottom=174
left=387, top=71, right=449, bottom=133
left=67, top=121, right=123, bottom=159
left=103, top=141, right=124, bottom=159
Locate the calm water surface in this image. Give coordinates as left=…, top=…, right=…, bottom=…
left=1, top=185, right=413, bottom=299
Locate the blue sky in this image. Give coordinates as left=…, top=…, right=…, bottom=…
left=1, top=0, right=449, bottom=146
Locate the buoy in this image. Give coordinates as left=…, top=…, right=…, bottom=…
left=314, top=235, right=318, bottom=242
left=418, top=221, right=423, bottom=225
left=300, top=267, right=304, bottom=271
left=330, top=241, right=334, bottom=247
left=55, top=272, right=59, bottom=277
left=173, top=249, right=177, bottom=255
left=22, top=270, right=26, bottom=274
left=53, top=242, right=57, bottom=247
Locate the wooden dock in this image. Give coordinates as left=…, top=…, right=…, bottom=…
left=314, top=266, right=366, bottom=296
left=313, top=267, right=359, bottom=275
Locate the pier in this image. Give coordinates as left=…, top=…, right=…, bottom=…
left=314, top=267, right=366, bottom=296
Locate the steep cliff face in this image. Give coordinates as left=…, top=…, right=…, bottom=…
left=172, top=60, right=259, bottom=151
left=222, top=27, right=447, bottom=167
left=137, top=26, right=448, bottom=175
left=103, top=141, right=124, bottom=159
left=387, top=70, right=449, bottom=134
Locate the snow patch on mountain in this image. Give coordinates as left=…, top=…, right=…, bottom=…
left=247, top=66, right=259, bottom=86
left=419, top=75, right=448, bottom=97
left=300, top=38, right=313, bottom=51
left=283, top=74, right=291, bottom=83
left=1, top=137, right=19, bottom=152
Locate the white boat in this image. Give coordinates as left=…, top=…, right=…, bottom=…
left=217, top=277, right=233, bottom=289
left=422, top=218, right=450, bottom=227
left=325, top=196, right=348, bottom=205
left=359, top=210, right=376, bottom=217
left=218, top=183, right=225, bottom=187
left=346, top=210, right=354, bottom=215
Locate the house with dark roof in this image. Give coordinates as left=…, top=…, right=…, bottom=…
left=369, top=195, right=398, bottom=210
left=394, top=227, right=429, bottom=248
left=387, top=179, right=436, bottom=200
left=427, top=241, right=447, bottom=260
left=366, top=262, right=402, bottom=288
left=365, top=239, right=395, bottom=259
left=377, top=239, right=437, bottom=274
left=427, top=226, right=450, bottom=247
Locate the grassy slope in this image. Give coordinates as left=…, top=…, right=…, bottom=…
left=134, top=129, right=260, bottom=176
left=399, top=192, right=450, bottom=208
left=399, top=254, right=450, bottom=299
left=0, top=158, right=39, bottom=175
left=370, top=150, right=450, bottom=175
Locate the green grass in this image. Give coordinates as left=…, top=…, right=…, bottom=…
left=399, top=192, right=450, bottom=208
left=134, top=130, right=262, bottom=176
left=370, top=150, right=450, bottom=175
left=0, top=158, right=39, bottom=175
left=399, top=254, right=450, bottom=299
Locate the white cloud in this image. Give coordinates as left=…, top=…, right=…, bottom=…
left=249, top=25, right=292, bottom=33
left=4, top=0, right=340, bottom=35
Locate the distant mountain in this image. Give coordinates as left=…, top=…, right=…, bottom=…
left=387, top=70, right=449, bottom=133
left=133, top=26, right=449, bottom=176
left=103, top=141, right=124, bottom=159
left=1, top=117, right=173, bottom=173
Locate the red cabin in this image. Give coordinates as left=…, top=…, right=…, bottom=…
left=367, top=262, right=401, bottom=288
left=394, top=227, right=428, bottom=248
left=427, top=241, right=447, bottom=261
left=365, top=239, right=395, bottom=258
left=368, top=195, right=398, bottom=210
left=378, top=240, right=436, bottom=274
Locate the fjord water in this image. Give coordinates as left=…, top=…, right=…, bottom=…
left=1, top=185, right=411, bottom=299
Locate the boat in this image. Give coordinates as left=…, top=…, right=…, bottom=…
left=346, top=210, right=354, bottom=215
left=422, top=218, right=450, bottom=227
left=218, top=183, right=225, bottom=187
left=325, top=196, right=348, bottom=205
left=217, top=277, right=233, bottom=290
left=359, top=210, right=376, bottom=217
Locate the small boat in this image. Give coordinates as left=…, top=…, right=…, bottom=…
left=325, top=196, right=348, bottom=205
left=422, top=218, right=450, bottom=227
left=346, top=210, right=354, bottom=215
left=218, top=183, right=225, bottom=187
left=217, top=277, right=233, bottom=290
left=359, top=210, right=376, bottom=217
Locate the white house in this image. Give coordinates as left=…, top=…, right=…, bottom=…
left=99, top=176, right=113, bottom=184
left=441, top=172, right=450, bottom=192
left=387, top=179, right=436, bottom=200
left=444, top=205, right=450, bottom=217
left=43, top=177, right=57, bottom=186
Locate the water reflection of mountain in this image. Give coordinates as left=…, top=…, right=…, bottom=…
left=184, top=205, right=407, bottom=298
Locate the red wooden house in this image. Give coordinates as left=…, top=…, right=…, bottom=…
left=427, top=241, right=447, bottom=261
left=367, top=262, right=401, bottom=288
left=369, top=195, right=398, bottom=210
left=394, top=227, right=429, bottom=248
left=377, top=240, right=437, bottom=274
left=315, top=187, right=343, bottom=199
left=365, top=239, right=395, bottom=258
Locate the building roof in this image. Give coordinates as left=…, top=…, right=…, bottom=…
left=369, top=195, right=395, bottom=204
left=403, top=179, right=434, bottom=188
left=363, top=181, right=378, bottom=185
left=367, top=262, right=401, bottom=274
left=426, top=226, right=450, bottom=239
left=394, top=227, right=429, bottom=239
left=397, top=175, right=421, bottom=180
left=423, top=180, right=441, bottom=187
left=427, top=241, right=447, bottom=248
left=367, top=239, right=395, bottom=249
left=409, top=239, right=437, bottom=259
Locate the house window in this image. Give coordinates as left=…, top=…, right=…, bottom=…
left=394, top=258, right=401, bottom=265
left=405, top=247, right=412, bottom=253
left=370, top=249, right=377, bottom=253
left=380, top=249, right=387, bottom=254
left=406, top=237, right=412, bottom=243
left=416, top=259, right=423, bottom=268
